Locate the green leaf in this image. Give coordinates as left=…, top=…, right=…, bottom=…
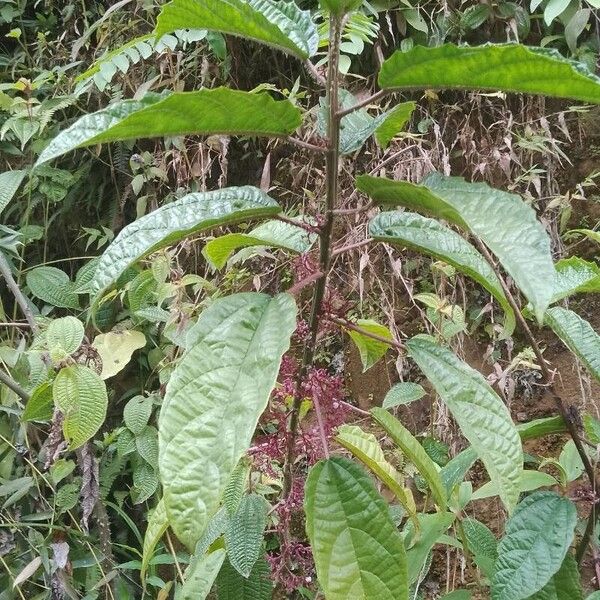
left=22, top=382, right=54, bottom=422
left=441, top=592, right=472, bottom=600
left=472, top=470, right=558, bottom=501
left=203, top=218, right=315, bottom=270
left=124, top=395, right=153, bottom=435
left=46, top=317, right=85, bottom=358
left=406, top=336, right=523, bottom=511
left=462, top=517, right=497, bottom=579
left=319, top=0, right=362, bottom=16
left=159, top=292, right=296, bottom=549
left=305, top=456, right=409, bottom=600
left=223, top=458, right=250, bottom=515
left=0, top=170, right=26, bottom=216
left=516, top=416, right=566, bottom=441
left=216, top=556, right=273, bottom=600
left=53, top=364, right=108, bottom=449
left=176, top=548, right=226, bottom=600
left=224, top=494, right=268, bottom=577
left=545, top=307, right=600, bottom=381
left=132, top=462, right=159, bottom=504
left=378, top=44, right=600, bottom=104
left=584, top=414, right=600, bottom=444
left=36, top=89, right=302, bottom=166
left=136, top=426, right=159, bottom=469
left=382, top=382, right=426, bottom=409
left=335, top=424, right=418, bottom=525
left=90, top=186, right=281, bottom=303
left=92, top=330, right=146, bottom=379
left=440, top=447, right=478, bottom=495
left=374, top=101, right=416, bottom=149
left=569, top=228, right=600, bottom=244
left=26, top=266, right=80, bottom=310
left=371, top=407, right=447, bottom=509
left=358, top=173, right=555, bottom=323
left=370, top=210, right=515, bottom=335
left=558, top=440, right=584, bottom=483
left=404, top=512, right=455, bottom=584
left=551, top=257, right=600, bottom=303
left=156, top=0, right=318, bottom=59
left=346, top=319, right=392, bottom=372
left=492, top=491, right=578, bottom=600
left=141, top=499, right=169, bottom=582
left=525, top=552, right=583, bottom=600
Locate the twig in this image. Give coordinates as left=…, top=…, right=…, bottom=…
left=0, top=252, right=38, bottom=334
left=336, top=89, right=390, bottom=119
left=329, top=315, right=404, bottom=351
left=287, top=136, right=327, bottom=154
left=275, top=214, right=320, bottom=234
left=288, top=270, right=324, bottom=296
left=304, top=59, right=327, bottom=87
left=331, top=238, right=373, bottom=257
left=332, top=201, right=374, bottom=216
left=0, top=368, right=29, bottom=402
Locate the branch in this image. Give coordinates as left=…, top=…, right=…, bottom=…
left=287, top=270, right=324, bottom=296
left=336, top=89, right=390, bottom=119
left=275, top=214, right=320, bottom=234
left=287, top=136, right=327, bottom=154
left=0, top=368, right=30, bottom=402
left=331, top=238, right=373, bottom=257
left=304, top=59, right=327, bottom=87
left=0, top=252, right=38, bottom=334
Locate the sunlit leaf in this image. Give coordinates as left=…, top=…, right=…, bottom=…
left=382, top=382, right=426, bottom=409
left=346, top=319, right=392, bottom=371
left=551, top=257, right=600, bottom=303
left=92, top=330, right=146, bottom=379
left=374, top=101, right=416, bottom=149
left=0, top=170, right=26, bottom=216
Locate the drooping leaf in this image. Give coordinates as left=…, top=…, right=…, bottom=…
left=203, top=218, right=316, bottom=270
left=123, top=395, right=153, bottom=435
left=525, top=552, right=583, bottom=600
left=551, top=257, right=600, bottom=303
left=440, top=447, right=479, bottom=495
left=569, top=228, right=600, bottom=244
left=516, top=416, right=566, bottom=441
left=92, top=330, right=146, bottom=379
left=224, top=494, right=268, bottom=577
left=46, top=317, right=85, bottom=358
left=375, top=101, right=416, bottom=149
left=0, top=170, right=26, bottom=216
left=36, top=89, right=302, bottom=166
left=90, top=186, right=281, bottom=303
left=358, top=173, right=555, bottom=322
left=155, top=0, right=318, bottom=59
left=136, top=426, right=159, bottom=469
left=378, top=44, right=600, bottom=104
left=370, top=210, right=515, bottom=334
left=26, top=266, right=80, bottom=310
left=404, top=512, right=455, bottom=584
left=53, top=364, right=108, bottom=449
left=382, top=382, right=426, bottom=409
left=305, top=456, right=409, bottom=600
left=195, top=507, right=230, bottom=557
left=216, top=556, right=273, bottom=600
left=141, top=499, right=169, bottom=582
left=492, top=491, right=577, bottom=600
left=471, top=470, right=558, bottom=501
left=176, top=548, right=226, bottom=600
left=335, top=424, right=418, bottom=526
left=371, top=407, right=447, bottom=509
left=132, top=461, right=159, bottom=504
left=558, top=440, right=584, bottom=483
left=346, top=319, right=392, bottom=371
left=461, top=517, right=497, bottom=579
left=159, top=292, right=296, bottom=549
left=406, top=335, right=523, bottom=511
left=545, top=307, right=600, bottom=382
left=22, top=382, right=54, bottom=422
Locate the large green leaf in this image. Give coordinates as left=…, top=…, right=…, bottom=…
left=406, top=336, right=523, bottom=511
left=516, top=416, right=566, bottom=441
left=26, top=266, right=80, bottom=310
left=0, top=170, right=26, bottom=216
left=203, top=218, right=315, bottom=270
left=176, top=548, right=226, bottom=600
left=46, top=316, right=85, bottom=358
left=492, top=491, right=577, bottom=600
left=36, top=88, right=301, bottom=166
left=370, top=211, right=515, bottom=334
left=346, top=319, right=392, bottom=371
left=461, top=517, right=497, bottom=579
left=371, top=407, right=447, bottom=509
left=471, top=470, right=558, bottom=501
left=378, top=44, right=600, bottom=104
left=551, top=257, right=600, bottom=303
left=382, top=382, right=426, bottom=409
left=305, top=456, right=409, bottom=600
left=545, top=307, right=600, bottom=381
left=525, top=553, right=583, bottom=600
left=22, top=382, right=54, bottom=422
left=89, top=186, right=280, bottom=302
left=216, top=556, right=273, bottom=600
left=159, top=292, right=296, bottom=549
left=53, top=364, right=108, bottom=449
left=375, top=102, right=416, bottom=149
left=358, top=173, right=555, bottom=322
left=155, top=0, right=318, bottom=58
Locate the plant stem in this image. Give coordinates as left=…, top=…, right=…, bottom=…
left=275, top=214, right=320, bottom=234
left=0, top=252, right=38, bottom=334
left=282, top=14, right=342, bottom=497
left=336, top=89, right=389, bottom=118
left=0, top=368, right=30, bottom=402
left=287, top=270, right=324, bottom=296
left=331, top=238, right=373, bottom=257
left=287, top=136, right=326, bottom=154
left=474, top=239, right=599, bottom=551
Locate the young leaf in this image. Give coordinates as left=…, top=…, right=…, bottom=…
left=0, top=170, right=26, bottom=216
left=90, top=186, right=281, bottom=303
left=492, top=491, right=577, bottom=600
left=558, top=440, right=584, bottom=483
left=176, top=548, right=226, bottom=600
left=141, top=499, right=169, bottom=582
left=358, top=173, right=555, bottom=323
left=335, top=424, right=418, bottom=526
left=26, top=266, right=80, bottom=310
left=471, top=470, right=558, bottom=501
left=159, top=292, right=296, bottom=549
left=92, top=330, right=146, bottom=379
left=35, top=89, right=302, bottom=166
left=382, top=382, right=426, bottom=409
left=53, top=364, right=108, bottom=449
left=123, top=395, right=153, bottom=435
left=216, top=556, right=273, bottom=600
left=370, top=211, right=515, bottom=334
left=371, top=407, right=447, bottom=509
left=203, top=218, right=316, bottom=270
left=305, top=456, right=409, bottom=600
left=440, top=447, right=479, bottom=495
left=406, top=335, right=523, bottom=511
left=378, top=44, right=600, bottom=104
left=374, top=101, right=416, bottom=149
left=516, top=416, right=566, bottom=441
left=551, top=257, right=600, bottom=303
left=224, top=494, right=268, bottom=577
left=525, top=552, right=583, bottom=599
left=155, top=0, right=318, bottom=59
left=461, top=517, right=497, bottom=579
left=346, top=319, right=392, bottom=371
left=545, top=307, right=600, bottom=381
left=46, top=317, right=85, bottom=357
left=22, top=382, right=54, bottom=422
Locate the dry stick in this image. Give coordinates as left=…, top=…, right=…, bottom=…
left=0, top=368, right=30, bottom=402
left=474, top=239, right=600, bottom=563
left=275, top=214, right=320, bottom=234
left=331, top=238, right=373, bottom=257
left=282, top=14, right=343, bottom=497
left=0, top=252, right=38, bottom=334
left=287, top=136, right=326, bottom=154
